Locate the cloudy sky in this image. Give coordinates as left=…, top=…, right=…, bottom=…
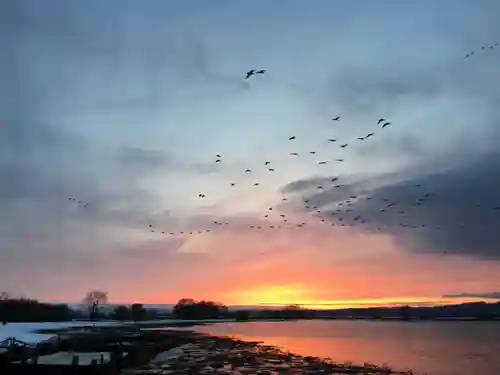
left=2, top=0, right=500, bottom=306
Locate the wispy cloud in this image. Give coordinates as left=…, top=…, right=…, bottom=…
left=443, top=292, right=500, bottom=299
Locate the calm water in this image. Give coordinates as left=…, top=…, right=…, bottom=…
left=196, top=320, right=500, bottom=375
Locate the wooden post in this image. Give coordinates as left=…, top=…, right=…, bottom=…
left=72, top=354, right=79, bottom=367
left=20, top=346, right=27, bottom=365
left=32, top=351, right=39, bottom=365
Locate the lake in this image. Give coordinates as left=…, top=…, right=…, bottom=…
left=196, top=320, right=500, bottom=375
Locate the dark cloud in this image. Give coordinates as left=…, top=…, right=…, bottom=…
left=284, top=152, right=500, bottom=259
left=443, top=292, right=500, bottom=299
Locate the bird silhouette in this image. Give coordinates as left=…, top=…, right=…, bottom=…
left=366, top=132, right=374, bottom=139
left=340, top=143, right=348, bottom=148
left=328, top=138, right=337, bottom=143
left=289, top=136, right=296, bottom=140
left=377, top=118, right=386, bottom=124
left=245, top=70, right=255, bottom=79
left=332, top=116, right=340, bottom=121
left=256, top=69, right=266, bottom=74
left=382, top=122, right=391, bottom=128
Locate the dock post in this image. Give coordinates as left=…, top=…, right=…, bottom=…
left=20, top=347, right=27, bottom=365
left=32, top=351, right=39, bottom=365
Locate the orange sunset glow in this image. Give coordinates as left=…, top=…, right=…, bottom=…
left=100, top=226, right=500, bottom=308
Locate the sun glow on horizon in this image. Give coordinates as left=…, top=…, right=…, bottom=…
left=222, top=284, right=496, bottom=309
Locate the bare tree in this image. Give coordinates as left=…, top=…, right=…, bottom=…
left=0, top=292, right=11, bottom=301
left=82, top=290, right=108, bottom=320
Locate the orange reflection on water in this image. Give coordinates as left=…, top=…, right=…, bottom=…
left=198, top=320, right=500, bottom=375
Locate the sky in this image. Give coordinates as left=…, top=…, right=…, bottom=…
left=2, top=0, right=500, bottom=307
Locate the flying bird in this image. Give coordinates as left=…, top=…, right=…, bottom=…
left=340, top=143, right=348, bottom=148
left=357, top=137, right=365, bottom=141
left=265, top=161, right=271, bottom=165
left=290, top=152, right=299, bottom=156
left=365, top=133, right=374, bottom=139
left=318, top=161, right=327, bottom=165
left=377, top=118, right=386, bottom=124
left=289, top=136, right=296, bottom=140
left=245, top=169, right=251, bottom=173
left=332, top=116, right=340, bottom=121
left=245, top=70, right=255, bottom=79
left=256, top=69, right=266, bottom=74
left=382, top=122, right=391, bottom=128
left=328, top=139, right=337, bottom=143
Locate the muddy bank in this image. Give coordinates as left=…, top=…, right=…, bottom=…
left=123, top=331, right=414, bottom=375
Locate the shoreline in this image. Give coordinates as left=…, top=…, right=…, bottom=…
left=124, top=330, right=414, bottom=374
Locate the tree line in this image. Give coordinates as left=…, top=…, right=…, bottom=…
left=0, top=292, right=72, bottom=323
left=1, top=290, right=499, bottom=323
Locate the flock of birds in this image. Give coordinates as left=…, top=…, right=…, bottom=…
left=464, top=42, right=499, bottom=58
left=66, top=42, right=499, bottom=253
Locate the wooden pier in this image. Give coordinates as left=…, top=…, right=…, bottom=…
left=0, top=335, right=125, bottom=375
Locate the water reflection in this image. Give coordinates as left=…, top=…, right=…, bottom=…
left=196, top=320, right=500, bottom=375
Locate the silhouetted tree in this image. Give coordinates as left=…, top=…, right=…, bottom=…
left=234, top=310, right=250, bottom=321
left=281, top=304, right=309, bottom=319
left=113, top=305, right=131, bottom=321
left=131, top=303, right=147, bottom=321
left=173, top=298, right=227, bottom=319
left=82, top=290, right=108, bottom=320
left=400, top=305, right=412, bottom=321
left=0, top=294, right=71, bottom=322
